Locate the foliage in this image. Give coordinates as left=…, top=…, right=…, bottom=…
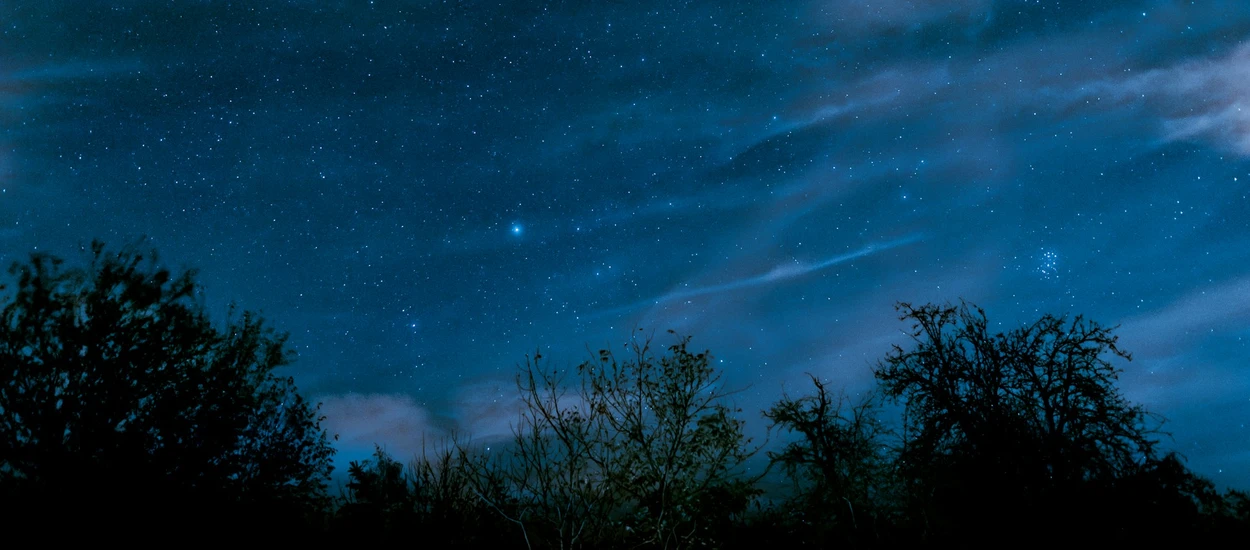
left=764, top=375, right=894, bottom=546
left=334, top=444, right=514, bottom=546
left=491, top=350, right=619, bottom=549
left=475, top=330, right=761, bottom=550
left=338, top=446, right=414, bottom=532
left=873, top=301, right=1163, bottom=540
left=0, top=240, right=333, bottom=530
left=329, top=305, right=1246, bottom=548
left=3, top=243, right=1247, bottom=548
left=582, top=331, right=759, bottom=548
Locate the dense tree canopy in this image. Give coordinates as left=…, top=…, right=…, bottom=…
left=872, top=302, right=1202, bottom=544
left=0, top=241, right=334, bottom=531
left=876, top=302, right=1159, bottom=480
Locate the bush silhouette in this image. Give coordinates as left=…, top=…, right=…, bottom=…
left=333, top=444, right=514, bottom=546
left=0, top=240, right=334, bottom=534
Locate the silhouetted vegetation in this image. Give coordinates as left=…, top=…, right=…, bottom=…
left=332, top=444, right=514, bottom=545
left=0, top=241, right=333, bottom=536
left=875, top=301, right=1167, bottom=545
left=763, top=376, right=897, bottom=547
left=2, top=243, right=1247, bottom=546
left=474, top=333, right=760, bottom=549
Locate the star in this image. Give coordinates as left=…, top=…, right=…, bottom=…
left=6, top=0, right=1248, bottom=492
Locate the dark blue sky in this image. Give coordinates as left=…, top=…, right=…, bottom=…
left=3, top=0, right=1248, bottom=487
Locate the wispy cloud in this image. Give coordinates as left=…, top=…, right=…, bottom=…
left=1112, top=277, right=1250, bottom=488
left=318, top=393, right=447, bottom=463
left=451, top=379, right=524, bottom=441
left=319, top=381, right=523, bottom=466
left=1, top=59, right=144, bottom=84
left=593, top=234, right=926, bottom=319
left=1, top=59, right=144, bottom=114
left=1117, top=276, right=1250, bottom=360
left=1086, top=41, right=1250, bottom=155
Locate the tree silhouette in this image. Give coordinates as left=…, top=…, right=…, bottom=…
left=333, top=444, right=512, bottom=545
left=0, top=240, right=334, bottom=532
left=473, top=331, right=760, bottom=550
left=764, top=375, right=895, bottom=547
left=578, top=331, right=760, bottom=549
left=337, top=446, right=415, bottom=534
left=487, top=349, right=618, bottom=550
left=5, top=240, right=1249, bottom=543
left=873, top=301, right=1162, bottom=542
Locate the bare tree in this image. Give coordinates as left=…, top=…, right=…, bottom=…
left=506, top=350, right=619, bottom=550
left=471, top=330, right=759, bottom=550
left=765, top=375, right=894, bottom=543
left=873, top=301, right=1163, bottom=540
left=581, top=331, right=759, bottom=549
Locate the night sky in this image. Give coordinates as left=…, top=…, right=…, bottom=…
left=3, top=1, right=1249, bottom=488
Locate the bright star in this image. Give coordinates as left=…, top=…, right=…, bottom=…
left=510, top=223, right=523, bottom=236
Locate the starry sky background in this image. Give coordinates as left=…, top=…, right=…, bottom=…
left=2, top=0, right=1249, bottom=488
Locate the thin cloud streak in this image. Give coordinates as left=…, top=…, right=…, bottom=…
left=592, top=234, right=926, bottom=319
